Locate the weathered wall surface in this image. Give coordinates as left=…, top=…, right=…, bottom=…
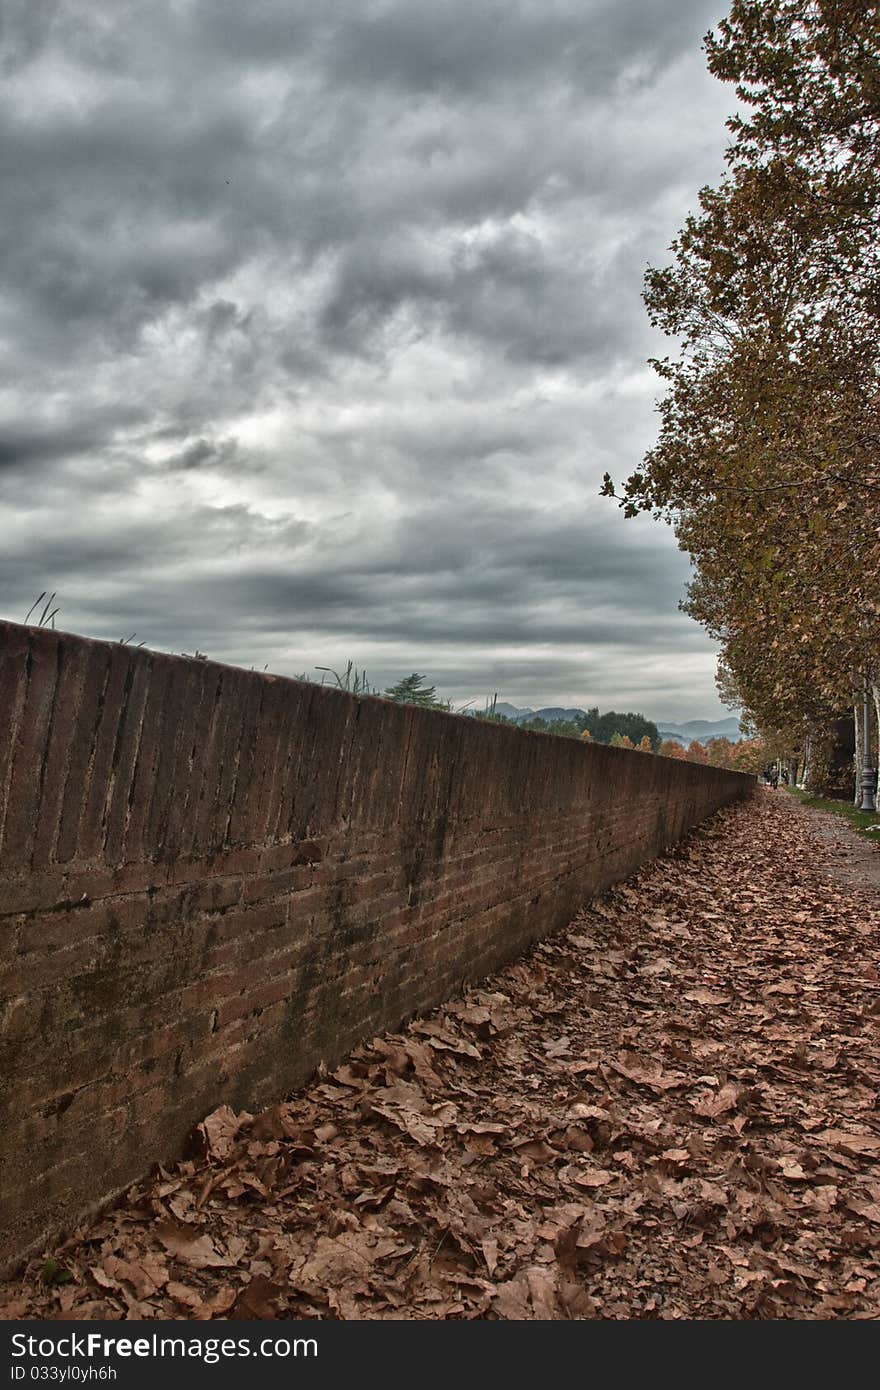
left=0, top=621, right=753, bottom=1266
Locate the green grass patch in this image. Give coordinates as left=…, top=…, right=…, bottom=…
left=786, top=786, right=880, bottom=837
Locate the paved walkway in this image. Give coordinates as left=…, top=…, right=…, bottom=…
left=3, top=790, right=879, bottom=1319
left=797, top=798, right=880, bottom=895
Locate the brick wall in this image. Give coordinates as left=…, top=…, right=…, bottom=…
left=0, top=621, right=753, bottom=1267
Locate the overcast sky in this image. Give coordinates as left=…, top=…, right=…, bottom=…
left=0, top=0, right=739, bottom=721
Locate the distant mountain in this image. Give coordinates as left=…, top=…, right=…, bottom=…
left=657, top=717, right=743, bottom=745
left=492, top=703, right=587, bottom=724
left=488, top=703, right=742, bottom=745
left=493, top=702, right=534, bottom=721
left=531, top=707, right=589, bottom=724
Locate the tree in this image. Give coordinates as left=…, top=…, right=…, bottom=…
left=590, top=711, right=660, bottom=749
left=602, top=1, right=880, bottom=776
left=705, top=736, right=733, bottom=767
left=383, top=673, right=441, bottom=707
left=658, top=739, right=687, bottom=759
left=707, top=2, right=880, bottom=218
left=609, top=733, right=635, bottom=749
left=729, top=737, right=769, bottom=774
left=515, top=710, right=659, bottom=745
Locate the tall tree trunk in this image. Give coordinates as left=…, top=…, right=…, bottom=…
left=802, top=733, right=811, bottom=788
left=872, top=681, right=880, bottom=806
left=854, top=701, right=862, bottom=805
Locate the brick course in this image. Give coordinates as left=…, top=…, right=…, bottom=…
left=0, top=620, right=753, bottom=1267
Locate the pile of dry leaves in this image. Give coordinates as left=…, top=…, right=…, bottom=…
left=2, top=790, right=878, bottom=1320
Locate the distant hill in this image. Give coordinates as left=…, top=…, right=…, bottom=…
left=492, top=703, right=587, bottom=724
left=530, top=707, right=589, bottom=724
left=493, top=702, right=535, bottom=721
left=490, top=704, right=742, bottom=746
left=657, top=717, right=743, bottom=745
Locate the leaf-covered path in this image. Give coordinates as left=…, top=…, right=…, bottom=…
left=3, top=790, right=879, bottom=1320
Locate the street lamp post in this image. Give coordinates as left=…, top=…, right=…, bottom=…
left=860, top=674, right=876, bottom=812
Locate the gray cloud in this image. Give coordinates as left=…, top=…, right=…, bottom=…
left=0, top=0, right=736, bottom=720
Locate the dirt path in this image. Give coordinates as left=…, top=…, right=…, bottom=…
left=786, top=792, right=880, bottom=896
left=2, top=790, right=879, bottom=1320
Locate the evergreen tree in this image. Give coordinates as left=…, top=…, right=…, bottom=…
left=383, top=673, right=440, bottom=707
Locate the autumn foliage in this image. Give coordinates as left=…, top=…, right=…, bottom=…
left=603, top=0, right=880, bottom=791
left=657, top=735, right=764, bottom=771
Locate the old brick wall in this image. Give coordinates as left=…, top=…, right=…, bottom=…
left=0, top=621, right=753, bottom=1266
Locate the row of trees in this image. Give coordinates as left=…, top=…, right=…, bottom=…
left=510, top=708, right=660, bottom=748
left=302, top=664, right=772, bottom=771
left=306, top=664, right=669, bottom=751
left=595, top=730, right=764, bottom=772
left=329, top=671, right=664, bottom=750
left=383, top=678, right=662, bottom=748
left=603, top=1, right=880, bottom=797
left=380, top=684, right=764, bottom=772
left=657, top=735, right=764, bottom=773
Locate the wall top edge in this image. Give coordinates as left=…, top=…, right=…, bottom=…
left=0, top=619, right=756, bottom=779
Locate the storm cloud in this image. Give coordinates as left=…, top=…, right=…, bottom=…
left=0, top=0, right=737, bottom=719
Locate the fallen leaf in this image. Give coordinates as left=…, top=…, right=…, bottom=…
left=231, top=1275, right=287, bottom=1319
left=692, top=1082, right=739, bottom=1118
left=196, top=1105, right=249, bottom=1161
left=155, top=1222, right=235, bottom=1269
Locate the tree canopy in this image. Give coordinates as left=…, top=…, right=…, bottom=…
left=602, top=0, right=880, bottom=785
left=383, top=673, right=442, bottom=708
left=513, top=708, right=659, bottom=748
